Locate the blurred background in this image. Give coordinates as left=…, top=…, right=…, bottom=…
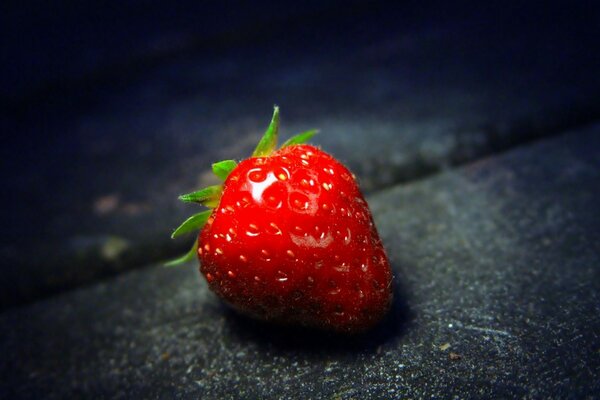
left=1, top=0, right=599, bottom=309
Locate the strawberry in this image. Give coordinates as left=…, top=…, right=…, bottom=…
left=169, top=107, right=393, bottom=333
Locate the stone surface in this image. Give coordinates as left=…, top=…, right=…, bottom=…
left=2, top=2, right=599, bottom=306
left=1, top=127, right=598, bottom=398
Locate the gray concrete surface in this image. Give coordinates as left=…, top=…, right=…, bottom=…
left=1, top=126, right=598, bottom=398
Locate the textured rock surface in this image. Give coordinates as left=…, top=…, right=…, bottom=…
left=2, top=2, right=600, bottom=308
left=1, top=127, right=598, bottom=398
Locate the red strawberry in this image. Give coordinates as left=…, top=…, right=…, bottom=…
left=169, top=107, right=393, bottom=333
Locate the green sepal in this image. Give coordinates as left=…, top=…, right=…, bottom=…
left=164, top=239, right=198, bottom=267
left=212, top=160, right=237, bottom=181
left=171, top=210, right=212, bottom=239
left=252, top=106, right=280, bottom=157
left=281, top=129, right=318, bottom=148
left=178, top=185, right=222, bottom=207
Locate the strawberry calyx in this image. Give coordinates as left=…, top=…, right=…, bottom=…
left=177, top=185, right=223, bottom=207
left=164, top=238, right=198, bottom=267
left=166, top=106, right=317, bottom=266
left=170, top=210, right=212, bottom=239
left=251, top=105, right=280, bottom=157
left=212, top=160, right=238, bottom=181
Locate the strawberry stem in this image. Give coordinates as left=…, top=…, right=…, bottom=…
left=252, top=106, right=280, bottom=157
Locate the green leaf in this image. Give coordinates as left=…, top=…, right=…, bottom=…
left=178, top=185, right=222, bottom=207
left=164, top=239, right=198, bottom=267
left=281, top=129, right=318, bottom=148
left=212, top=160, right=237, bottom=181
left=252, top=106, right=280, bottom=157
left=171, top=210, right=212, bottom=239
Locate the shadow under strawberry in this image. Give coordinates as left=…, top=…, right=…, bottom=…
left=221, top=275, right=413, bottom=355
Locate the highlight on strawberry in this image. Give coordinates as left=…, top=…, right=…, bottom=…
left=169, top=107, right=393, bottom=333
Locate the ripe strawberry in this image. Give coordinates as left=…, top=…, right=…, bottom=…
left=169, top=107, right=393, bottom=333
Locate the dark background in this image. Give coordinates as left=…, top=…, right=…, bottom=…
left=1, top=1, right=599, bottom=398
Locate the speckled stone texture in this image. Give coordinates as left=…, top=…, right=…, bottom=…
left=1, top=126, right=598, bottom=399
left=2, top=2, right=600, bottom=308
